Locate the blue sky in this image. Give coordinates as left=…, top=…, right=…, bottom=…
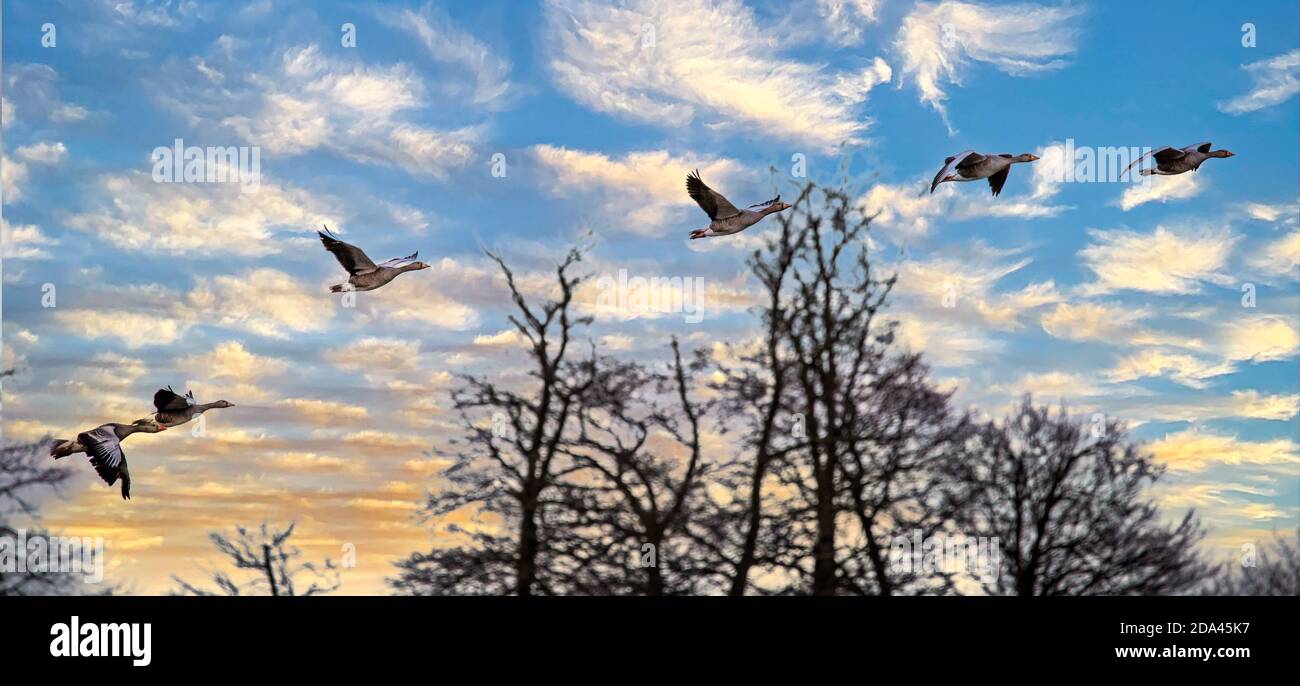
left=2, top=0, right=1297, bottom=593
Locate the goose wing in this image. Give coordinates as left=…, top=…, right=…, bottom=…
left=154, top=386, right=190, bottom=412
left=318, top=227, right=378, bottom=276
left=377, top=251, right=419, bottom=269
left=931, top=151, right=979, bottom=193
left=1122, top=146, right=1184, bottom=177
left=1182, top=141, right=1212, bottom=154
left=686, top=170, right=741, bottom=220
left=79, top=426, right=130, bottom=499
left=987, top=167, right=1011, bottom=197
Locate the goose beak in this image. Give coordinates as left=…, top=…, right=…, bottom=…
left=1028, top=155, right=1040, bottom=162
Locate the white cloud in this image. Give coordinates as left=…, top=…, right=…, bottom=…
left=1220, top=316, right=1299, bottom=363
left=177, top=341, right=288, bottom=382
left=188, top=268, right=333, bottom=338
left=893, top=316, right=1000, bottom=366
left=860, top=175, right=1068, bottom=239
left=892, top=244, right=1060, bottom=330
left=895, top=1, right=1082, bottom=131
left=1117, top=173, right=1202, bottom=211
left=989, top=371, right=1103, bottom=400
left=1247, top=231, right=1300, bottom=278
left=816, top=0, right=883, bottom=45
left=1106, top=349, right=1236, bottom=389
left=66, top=171, right=338, bottom=257
left=325, top=337, right=421, bottom=372
left=16, top=141, right=67, bottom=164
left=1078, top=225, right=1238, bottom=295
left=531, top=145, right=748, bottom=233
left=4, top=63, right=88, bottom=126
left=1150, top=429, right=1299, bottom=473
left=1, top=218, right=58, bottom=259
left=1217, top=49, right=1300, bottom=115
left=172, top=44, right=481, bottom=179
left=2, top=156, right=29, bottom=203
left=544, top=0, right=891, bottom=150
left=357, top=259, right=481, bottom=331
left=376, top=5, right=517, bottom=109
left=1040, top=302, right=1144, bottom=342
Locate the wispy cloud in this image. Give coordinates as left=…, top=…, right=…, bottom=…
left=531, top=145, right=747, bottom=233
left=1217, top=49, right=1300, bottom=115
left=1078, top=225, right=1238, bottom=295
left=894, top=0, right=1082, bottom=131
left=66, top=171, right=338, bottom=257
left=375, top=4, right=518, bottom=110
left=1150, top=428, right=1299, bottom=473
left=1117, top=173, right=1202, bottom=211
left=543, top=0, right=891, bottom=150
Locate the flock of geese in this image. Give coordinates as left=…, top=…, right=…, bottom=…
left=52, top=142, right=1232, bottom=500
left=50, top=388, right=233, bottom=499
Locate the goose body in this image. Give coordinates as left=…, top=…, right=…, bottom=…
left=931, top=151, right=1040, bottom=196
left=51, top=419, right=167, bottom=500
left=686, top=170, right=791, bottom=239
left=152, top=386, right=234, bottom=428
left=1122, top=142, right=1234, bottom=177
left=319, top=226, right=430, bottom=292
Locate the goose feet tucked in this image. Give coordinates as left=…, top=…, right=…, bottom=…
left=690, top=229, right=709, bottom=240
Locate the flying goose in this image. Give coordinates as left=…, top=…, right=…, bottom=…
left=930, top=151, right=1040, bottom=196
left=686, top=170, right=792, bottom=239
left=152, top=386, right=234, bottom=428
left=319, top=225, right=430, bottom=292
left=49, top=418, right=168, bottom=500
left=1122, top=142, right=1234, bottom=177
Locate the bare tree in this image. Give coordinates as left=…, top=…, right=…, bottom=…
left=1206, top=529, right=1298, bottom=596
left=394, top=248, right=595, bottom=596
left=172, top=521, right=340, bottom=596
left=708, top=184, right=971, bottom=595
left=944, top=400, right=1213, bottom=595
left=556, top=339, right=712, bottom=595
left=0, top=438, right=83, bottom=595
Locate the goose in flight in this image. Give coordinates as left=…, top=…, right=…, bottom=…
left=152, top=386, right=234, bottom=428
left=49, top=418, right=167, bottom=500
left=930, top=151, right=1040, bottom=196
left=319, top=226, right=430, bottom=292
left=1122, top=142, right=1234, bottom=177
left=686, top=170, right=791, bottom=239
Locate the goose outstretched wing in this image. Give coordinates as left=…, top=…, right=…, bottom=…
left=686, top=170, right=741, bottom=220
left=318, top=226, right=378, bottom=276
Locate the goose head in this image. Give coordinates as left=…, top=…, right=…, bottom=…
left=1210, top=149, right=1235, bottom=158
left=213, top=400, right=235, bottom=408
left=131, top=417, right=167, bottom=433
left=1015, top=153, right=1041, bottom=163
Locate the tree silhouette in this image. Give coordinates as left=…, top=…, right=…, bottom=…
left=554, top=338, right=712, bottom=595
left=172, top=521, right=340, bottom=596
left=943, top=400, right=1213, bottom=595
left=1206, top=529, right=1298, bottom=596
left=0, top=438, right=83, bottom=595
left=393, top=248, right=596, bottom=596
left=391, top=186, right=1220, bottom=597
left=707, top=183, right=972, bottom=595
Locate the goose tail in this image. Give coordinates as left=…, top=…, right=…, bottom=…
left=49, top=439, right=75, bottom=459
